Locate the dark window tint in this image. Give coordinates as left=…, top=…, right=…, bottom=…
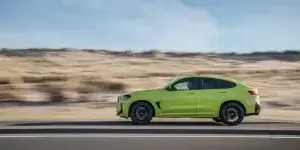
left=218, top=79, right=236, bottom=89
left=172, top=77, right=201, bottom=90
left=202, top=78, right=219, bottom=89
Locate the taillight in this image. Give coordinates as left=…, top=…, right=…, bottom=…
left=248, top=90, right=258, bottom=95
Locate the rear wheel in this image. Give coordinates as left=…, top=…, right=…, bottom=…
left=219, top=103, right=244, bottom=126
left=130, top=102, right=153, bottom=125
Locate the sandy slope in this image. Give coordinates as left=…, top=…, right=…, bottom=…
left=0, top=50, right=299, bottom=121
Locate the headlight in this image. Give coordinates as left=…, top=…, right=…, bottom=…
left=123, top=94, right=131, bottom=99
left=118, top=94, right=131, bottom=102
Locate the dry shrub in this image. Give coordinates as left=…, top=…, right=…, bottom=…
left=147, top=72, right=176, bottom=77
left=76, top=84, right=98, bottom=94
left=139, top=49, right=163, bottom=57
left=0, top=83, right=27, bottom=101
left=0, top=84, right=19, bottom=91
left=284, top=72, right=300, bottom=81
left=195, top=70, right=231, bottom=75
left=75, top=83, right=103, bottom=102
left=0, top=78, right=11, bottom=85
left=0, top=91, right=20, bottom=101
left=107, top=82, right=126, bottom=91
left=75, top=85, right=95, bottom=102
left=165, top=52, right=201, bottom=57
left=38, top=83, right=67, bottom=102
left=31, top=58, right=60, bottom=66
left=22, top=75, right=68, bottom=83
left=77, top=94, right=91, bottom=102
left=270, top=69, right=279, bottom=74
left=83, top=80, right=127, bottom=92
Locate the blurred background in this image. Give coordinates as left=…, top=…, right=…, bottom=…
left=0, top=49, right=300, bottom=121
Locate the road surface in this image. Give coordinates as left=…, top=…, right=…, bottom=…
left=1, top=134, right=300, bottom=150
left=1, top=120, right=300, bottom=134
left=0, top=120, right=299, bottom=150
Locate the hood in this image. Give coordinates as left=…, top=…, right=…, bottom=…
left=128, top=88, right=162, bottom=95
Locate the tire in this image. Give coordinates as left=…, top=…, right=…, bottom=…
left=219, top=103, right=244, bottom=126
left=130, top=102, right=153, bottom=125
left=212, top=117, right=223, bottom=123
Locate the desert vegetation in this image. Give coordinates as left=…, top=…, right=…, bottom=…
left=0, top=48, right=300, bottom=109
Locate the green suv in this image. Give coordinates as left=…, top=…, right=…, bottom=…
left=116, top=75, right=261, bottom=126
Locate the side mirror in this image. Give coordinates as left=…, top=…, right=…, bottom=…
left=166, top=85, right=174, bottom=91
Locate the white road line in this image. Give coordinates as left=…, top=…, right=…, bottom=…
left=0, top=134, right=299, bottom=139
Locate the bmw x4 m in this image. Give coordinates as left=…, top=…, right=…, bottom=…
left=116, top=75, right=261, bottom=126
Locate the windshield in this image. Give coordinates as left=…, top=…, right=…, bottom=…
left=166, top=77, right=177, bottom=84
left=160, top=77, right=179, bottom=88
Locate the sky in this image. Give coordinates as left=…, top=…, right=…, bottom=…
left=0, top=0, right=300, bottom=52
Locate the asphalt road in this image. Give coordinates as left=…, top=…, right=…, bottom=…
left=0, top=120, right=300, bottom=150
left=0, top=120, right=300, bottom=133
left=1, top=120, right=300, bottom=135
left=2, top=119, right=300, bottom=129
left=1, top=134, right=300, bottom=150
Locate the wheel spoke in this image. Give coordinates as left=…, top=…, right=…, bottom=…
left=135, top=106, right=149, bottom=121
left=130, top=102, right=154, bottom=125
left=226, top=108, right=239, bottom=122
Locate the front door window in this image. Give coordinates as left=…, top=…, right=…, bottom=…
left=172, top=77, right=200, bottom=91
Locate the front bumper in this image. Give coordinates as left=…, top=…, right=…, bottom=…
left=116, top=100, right=130, bottom=118
left=116, top=102, right=123, bottom=115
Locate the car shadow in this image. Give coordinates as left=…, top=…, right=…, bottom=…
left=9, top=120, right=297, bottom=127
left=10, top=121, right=219, bottom=126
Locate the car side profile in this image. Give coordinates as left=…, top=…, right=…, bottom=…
left=116, top=75, right=261, bottom=126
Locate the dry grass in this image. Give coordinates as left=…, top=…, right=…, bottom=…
left=0, top=49, right=299, bottom=108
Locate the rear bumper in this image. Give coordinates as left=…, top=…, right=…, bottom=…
left=254, top=103, right=261, bottom=115
left=246, top=103, right=261, bottom=116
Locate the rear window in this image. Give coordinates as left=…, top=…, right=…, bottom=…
left=218, top=79, right=236, bottom=89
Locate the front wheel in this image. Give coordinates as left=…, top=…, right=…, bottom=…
left=219, top=103, right=244, bottom=126
left=130, top=102, right=153, bottom=125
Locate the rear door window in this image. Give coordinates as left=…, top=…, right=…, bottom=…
left=218, top=79, right=236, bottom=89
left=200, top=78, right=236, bottom=89
left=201, top=78, right=219, bottom=89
